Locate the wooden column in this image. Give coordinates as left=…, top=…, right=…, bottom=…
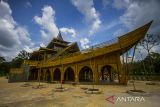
left=61, top=71, right=64, bottom=82
left=43, top=69, right=46, bottom=81
left=94, top=61, right=99, bottom=84
left=75, top=64, right=79, bottom=83
left=50, top=68, right=53, bottom=82
left=38, top=69, right=41, bottom=81
left=33, top=71, right=36, bottom=80
left=117, top=54, right=126, bottom=84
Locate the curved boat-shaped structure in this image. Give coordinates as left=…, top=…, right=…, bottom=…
left=10, top=21, right=152, bottom=84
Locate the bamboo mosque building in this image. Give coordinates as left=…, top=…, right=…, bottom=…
left=9, top=21, right=152, bottom=85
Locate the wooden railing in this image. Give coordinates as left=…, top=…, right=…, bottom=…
left=49, top=38, right=118, bottom=62
left=24, top=60, right=38, bottom=66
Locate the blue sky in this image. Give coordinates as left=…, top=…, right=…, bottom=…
left=8, top=0, right=124, bottom=44
left=0, top=0, right=160, bottom=60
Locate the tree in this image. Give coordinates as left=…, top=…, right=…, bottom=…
left=144, top=52, right=160, bottom=74
left=139, top=34, right=160, bottom=74
left=140, top=34, right=159, bottom=54
left=0, top=56, right=9, bottom=76
left=0, top=56, right=5, bottom=63
left=0, top=50, right=31, bottom=76
left=16, top=50, right=31, bottom=60
left=129, top=52, right=160, bottom=78
left=11, top=50, right=31, bottom=68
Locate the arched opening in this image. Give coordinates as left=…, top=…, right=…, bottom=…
left=53, top=68, right=61, bottom=81
left=34, top=70, right=38, bottom=80
left=29, top=68, right=38, bottom=80
left=79, top=66, right=93, bottom=82
left=100, top=65, right=118, bottom=84
left=64, top=67, right=75, bottom=82
left=40, top=70, right=44, bottom=80
left=29, top=70, right=33, bottom=80
left=46, top=69, right=51, bottom=82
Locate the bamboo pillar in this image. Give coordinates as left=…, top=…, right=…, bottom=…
left=75, top=64, right=79, bottom=83
left=125, top=52, right=128, bottom=84
left=43, top=69, right=46, bottom=81
left=50, top=68, right=53, bottom=82
left=61, top=71, right=64, bottom=82
left=94, top=64, right=99, bottom=84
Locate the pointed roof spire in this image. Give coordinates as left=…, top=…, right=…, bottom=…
left=57, top=30, right=63, bottom=41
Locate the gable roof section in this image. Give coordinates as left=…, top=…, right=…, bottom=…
left=47, top=32, right=70, bottom=48
left=47, top=42, right=80, bottom=61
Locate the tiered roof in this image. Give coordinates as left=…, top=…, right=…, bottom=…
left=30, top=31, right=79, bottom=60
left=47, top=31, right=70, bottom=48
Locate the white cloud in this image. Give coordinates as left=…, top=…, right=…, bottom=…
left=24, top=45, right=40, bottom=54
left=111, top=0, right=160, bottom=60
left=112, top=0, right=160, bottom=57
left=71, top=0, right=101, bottom=35
left=0, top=1, right=33, bottom=60
left=16, top=27, right=32, bottom=45
left=60, top=27, right=76, bottom=38
left=80, top=37, right=90, bottom=49
left=24, top=46, right=32, bottom=53
left=25, top=2, right=32, bottom=8
left=113, top=28, right=125, bottom=37
left=34, top=5, right=59, bottom=42
left=112, top=0, right=160, bottom=33
left=112, top=0, right=130, bottom=9
left=0, top=1, right=12, bottom=18
left=40, top=30, right=48, bottom=40
left=151, top=45, right=160, bottom=53
left=40, top=43, right=46, bottom=47
left=34, top=5, right=77, bottom=43
left=100, top=20, right=122, bottom=32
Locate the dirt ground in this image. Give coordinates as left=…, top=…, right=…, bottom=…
left=0, top=77, right=160, bottom=107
